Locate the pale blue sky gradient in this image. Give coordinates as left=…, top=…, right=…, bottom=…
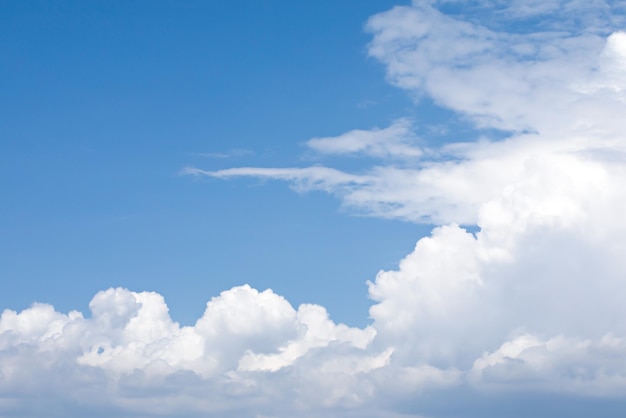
left=0, top=0, right=435, bottom=326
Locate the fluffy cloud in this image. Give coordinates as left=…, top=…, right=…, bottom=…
left=6, top=1, right=626, bottom=417
left=0, top=286, right=378, bottom=417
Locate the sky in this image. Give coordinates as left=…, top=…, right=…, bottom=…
left=3, top=0, right=626, bottom=417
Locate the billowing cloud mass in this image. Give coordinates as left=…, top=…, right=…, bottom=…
left=6, top=1, right=626, bottom=417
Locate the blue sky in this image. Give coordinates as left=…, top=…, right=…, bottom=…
left=1, top=0, right=431, bottom=327
left=3, top=1, right=626, bottom=417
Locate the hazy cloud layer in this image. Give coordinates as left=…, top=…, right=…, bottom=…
left=5, top=1, right=626, bottom=417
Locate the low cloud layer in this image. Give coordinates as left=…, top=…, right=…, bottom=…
left=5, top=1, right=626, bottom=417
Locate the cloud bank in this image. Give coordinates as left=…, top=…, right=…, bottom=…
left=6, top=1, right=626, bottom=417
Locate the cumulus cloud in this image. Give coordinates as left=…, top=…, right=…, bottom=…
left=0, top=286, right=378, bottom=417
left=6, top=1, right=626, bottom=417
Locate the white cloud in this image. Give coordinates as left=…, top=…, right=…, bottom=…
left=0, top=286, right=381, bottom=417
left=238, top=303, right=377, bottom=372
left=469, top=333, right=626, bottom=397
left=367, top=2, right=608, bottom=134
left=6, top=1, right=626, bottom=417
left=307, top=118, right=422, bottom=159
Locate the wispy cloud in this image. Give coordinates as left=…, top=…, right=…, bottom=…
left=183, top=166, right=369, bottom=194
left=192, top=148, right=254, bottom=159
left=307, top=118, right=422, bottom=159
